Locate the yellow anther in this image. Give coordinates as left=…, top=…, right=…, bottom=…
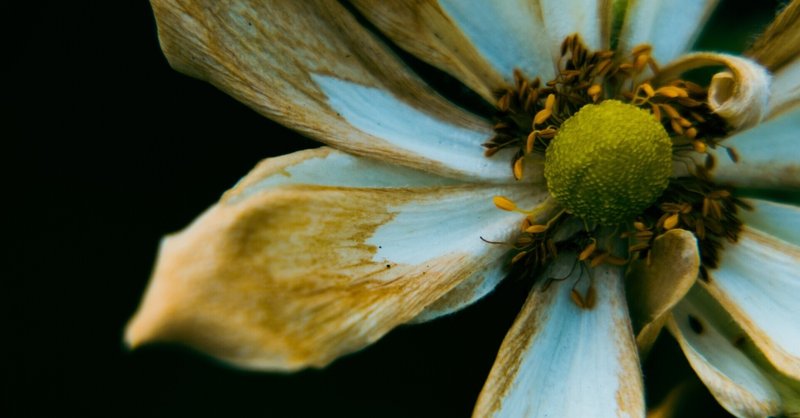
left=545, top=93, right=556, bottom=110
left=678, top=117, right=692, bottom=128
left=525, top=224, right=548, bottom=234
left=634, top=54, right=650, bottom=71
left=633, top=221, right=647, bottom=231
left=493, top=196, right=517, bottom=211
left=513, top=157, right=524, bottom=180
left=588, top=84, right=602, bottom=101
left=686, top=127, right=699, bottom=140
left=631, top=44, right=652, bottom=55
left=661, top=103, right=681, bottom=119
left=590, top=252, right=610, bottom=268
left=571, top=287, right=597, bottom=309
left=651, top=104, right=662, bottom=121
left=692, top=140, right=706, bottom=153
left=534, top=108, right=552, bottom=126
left=526, top=131, right=536, bottom=154
left=671, top=119, right=685, bottom=135
left=640, top=83, right=656, bottom=98
left=656, top=86, right=689, bottom=98
left=663, top=213, right=680, bottom=230
left=579, top=240, right=597, bottom=261
left=511, top=251, right=528, bottom=264
left=534, top=94, right=556, bottom=126
left=605, top=255, right=629, bottom=266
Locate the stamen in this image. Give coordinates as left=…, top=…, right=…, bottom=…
left=578, top=240, right=597, bottom=261
left=525, top=224, right=549, bottom=234
left=493, top=196, right=517, bottom=211
left=484, top=34, right=745, bottom=295
left=513, top=157, right=524, bottom=180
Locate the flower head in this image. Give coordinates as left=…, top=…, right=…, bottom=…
left=128, top=1, right=800, bottom=416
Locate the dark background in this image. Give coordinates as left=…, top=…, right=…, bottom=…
left=3, top=1, right=783, bottom=417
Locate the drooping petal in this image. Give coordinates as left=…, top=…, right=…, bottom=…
left=150, top=0, right=512, bottom=181
left=626, top=229, right=699, bottom=355
left=746, top=0, right=800, bottom=72
left=703, top=227, right=800, bottom=380
left=126, top=148, right=546, bottom=370
left=655, top=53, right=770, bottom=130
left=627, top=229, right=699, bottom=331
left=351, top=0, right=612, bottom=103
left=473, top=253, right=644, bottom=418
left=617, top=0, right=718, bottom=66
left=750, top=0, right=800, bottom=118
left=669, top=286, right=782, bottom=418
left=706, top=106, right=800, bottom=191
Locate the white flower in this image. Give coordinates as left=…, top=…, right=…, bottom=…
left=127, top=1, right=800, bottom=417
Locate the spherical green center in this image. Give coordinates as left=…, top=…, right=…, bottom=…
left=544, top=100, right=672, bottom=224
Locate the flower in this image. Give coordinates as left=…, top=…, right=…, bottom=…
left=127, top=1, right=800, bottom=417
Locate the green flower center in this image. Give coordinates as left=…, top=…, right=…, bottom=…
left=544, top=100, right=672, bottom=224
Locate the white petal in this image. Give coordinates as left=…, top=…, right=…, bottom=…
left=411, top=256, right=507, bottom=323
left=313, top=75, right=514, bottom=183
left=436, top=0, right=556, bottom=84
left=669, top=286, right=782, bottom=418
left=126, top=148, right=545, bottom=370
left=436, top=0, right=611, bottom=83
left=618, top=0, right=718, bottom=65
left=768, top=58, right=800, bottom=117
left=473, top=253, right=644, bottom=418
left=739, top=199, right=800, bottom=247
left=708, top=106, right=800, bottom=190
left=150, top=0, right=505, bottom=181
left=229, top=147, right=460, bottom=197
left=704, top=227, right=800, bottom=380
left=538, top=0, right=612, bottom=53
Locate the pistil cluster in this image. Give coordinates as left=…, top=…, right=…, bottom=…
left=486, top=35, right=748, bottom=293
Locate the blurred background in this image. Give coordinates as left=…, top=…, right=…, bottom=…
left=3, top=1, right=785, bottom=417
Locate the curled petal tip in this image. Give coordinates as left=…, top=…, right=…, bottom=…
left=657, top=53, right=771, bottom=130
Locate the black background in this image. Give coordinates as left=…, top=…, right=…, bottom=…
left=4, top=1, right=783, bottom=417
